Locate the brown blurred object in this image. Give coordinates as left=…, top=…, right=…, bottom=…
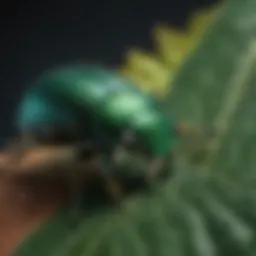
left=0, top=159, right=67, bottom=256
left=0, top=145, right=100, bottom=256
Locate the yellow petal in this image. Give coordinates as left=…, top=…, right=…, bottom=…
left=120, top=49, right=171, bottom=99
left=188, top=4, right=224, bottom=38
left=152, top=24, right=196, bottom=69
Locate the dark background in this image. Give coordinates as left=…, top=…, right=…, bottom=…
left=1, top=0, right=218, bottom=143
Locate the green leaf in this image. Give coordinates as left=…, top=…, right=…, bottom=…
left=169, top=0, right=256, bottom=176
left=13, top=0, right=256, bottom=256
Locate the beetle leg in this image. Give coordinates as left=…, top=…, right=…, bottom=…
left=105, top=176, right=124, bottom=206
left=176, top=123, right=203, bottom=137
left=98, top=148, right=125, bottom=207
left=176, top=122, right=216, bottom=139
left=146, top=158, right=166, bottom=183
left=176, top=122, right=216, bottom=164
left=67, top=146, right=103, bottom=218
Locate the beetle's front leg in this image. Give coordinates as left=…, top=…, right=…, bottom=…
left=176, top=122, right=215, bottom=164
left=67, top=145, right=103, bottom=217
left=105, top=176, right=124, bottom=206
left=99, top=147, right=126, bottom=207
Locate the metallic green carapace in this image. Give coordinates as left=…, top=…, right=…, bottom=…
left=16, top=65, right=175, bottom=156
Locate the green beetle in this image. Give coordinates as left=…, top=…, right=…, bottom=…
left=13, top=64, right=208, bottom=205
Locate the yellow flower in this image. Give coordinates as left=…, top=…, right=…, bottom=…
left=119, top=4, right=223, bottom=99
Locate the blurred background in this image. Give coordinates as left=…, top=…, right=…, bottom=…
left=1, top=0, right=218, bottom=143
left=3, top=2, right=256, bottom=256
